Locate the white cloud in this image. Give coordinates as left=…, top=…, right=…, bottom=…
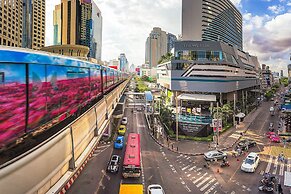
left=268, top=5, right=285, bottom=14
left=243, top=13, right=291, bottom=73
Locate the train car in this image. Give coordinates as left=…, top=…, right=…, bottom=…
left=0, top=46, right=127, bottom=148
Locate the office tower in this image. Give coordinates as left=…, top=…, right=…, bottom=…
left=54, top=0, right=102, bottom=59
left=53, top=4, right=61, bottom=45
left=119, top=53, right=128, bottom=72
left=182, top=0, right=242, bottom=49
left=0, top=0, right=45, bottom=49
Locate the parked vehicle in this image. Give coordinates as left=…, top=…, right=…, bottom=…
left=270, top=135, right=281, bottom=143
left=121, top=117, right=128, bottom=125
left=147, top=184, right=165, bottom=194
left=241, top=152, right=260, bottom=173
left=118, top=125, right=127, bottom=136
left=107, top=155, right=121, bottom=173
left=266, top=132, right=276, bottom=138
left=114, top=136, right=124, bottom=149
left=204, top=150, right=227, bottom=161
left=237, top=139, right=256, bottom=150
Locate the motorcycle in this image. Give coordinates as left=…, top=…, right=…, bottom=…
left=220, top=161, right=230, bottom=167
left=258, top=177, right=275, bottom=192
left=258, top=185, right=274, bottom=192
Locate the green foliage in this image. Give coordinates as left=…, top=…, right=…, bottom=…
left=136, top=80, right=149, bottom=92
left=210, top=104, right=233, bottom=124
left=265, top=90, right=274, bottom=100
left=158, top=52, right=173, bottom=64
left=280, top=77, right=289, bottom=87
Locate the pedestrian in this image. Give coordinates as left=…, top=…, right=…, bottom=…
left=278, top=183, right=283, bottom=194
left=208, top=143, right=211, bottom=149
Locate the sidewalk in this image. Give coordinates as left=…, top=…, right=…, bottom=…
left=145, top=102, right=269, bottom=156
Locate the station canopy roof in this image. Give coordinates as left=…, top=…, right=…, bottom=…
left=144, top=91, right=153, bottom=102
left=177, top=93, right=216, bottom=102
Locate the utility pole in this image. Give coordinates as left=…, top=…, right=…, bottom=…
left=176, top=91, right=179, bottom=142
left=216, top=102, right=219, bottom=146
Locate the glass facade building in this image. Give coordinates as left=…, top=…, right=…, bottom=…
left=182, top=0, right=243, bottom=50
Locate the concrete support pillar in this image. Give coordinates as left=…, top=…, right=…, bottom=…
left=69, top=126, right=76, bottom=170
left=94, top=107, right=99, bottom=136
left=175, top=91, right=179, bottom=142
left=246, top=91, right=248, bottom=114
left=242, top=90, right=245, bottom=113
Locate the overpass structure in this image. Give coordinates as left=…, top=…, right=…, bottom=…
left=0, top=47, right=131, bottom=194
left=0, top=80, right=129, bottom=194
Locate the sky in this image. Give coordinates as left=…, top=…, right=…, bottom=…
left=45, top=0, right=291, bottom=73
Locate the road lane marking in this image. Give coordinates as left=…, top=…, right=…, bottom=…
left=265, top=155, right=273, bottom=173
left=187, top=174, right=191, bottom=177
left=188, top=165, right=197, bottom=171
left=279, top=162, right=284, bottom=176
left=196, top=176, right=211, bottom=188
left=182, top=164, right=191, bottom=171
left=192, top=172, right=208, bottom=184
left=200, top=178, right=216, bottom=191
left=273, top=156, right=278, bottom=174
left=204, top=182, right=219, bottom=194
left=184, top=185, right=191, bottom=192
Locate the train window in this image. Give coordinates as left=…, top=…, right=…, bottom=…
left=0, top=72, right=4, bottom=83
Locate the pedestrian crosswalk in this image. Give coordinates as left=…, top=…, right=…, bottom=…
left=261, top=155, right=291, bottom=177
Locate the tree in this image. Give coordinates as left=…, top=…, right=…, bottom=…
left=158, top=52, right=173, bottom=64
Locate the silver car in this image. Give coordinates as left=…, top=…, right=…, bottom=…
left=204, top=150, right=227, bottom=161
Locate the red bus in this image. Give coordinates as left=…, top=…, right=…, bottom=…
left=122, top=133, right=141, bottom=178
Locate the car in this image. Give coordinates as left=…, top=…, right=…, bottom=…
left=106, top=155, right=121, bottom=173
left=271, top=98, right=274, bottom=101
left=114, top=136, right=124, bottom=149
left=121, top=117, right=128, bottom=125
left=137, top=106, right=143, bottom=111
left=270, top=107, right=274, bottom=111
left=237, top=139, right=256, bottom=150
left=147, top=184, right=165, bottom=194
left=241, top=152, right=260, bottom=172
left=270, top=135, right=281, bottom=143
left=204, top=150, right=227, bottom=161
left=118, top=125, right=126, bottom=135
left=266, top=131, right=276, bottom=138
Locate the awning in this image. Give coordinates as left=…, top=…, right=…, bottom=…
left=144, top=91, right=153, bottom=102
left=177, top=93, right=216, bottom=102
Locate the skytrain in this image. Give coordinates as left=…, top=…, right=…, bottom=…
left=0, top=46, right=128, bottom=148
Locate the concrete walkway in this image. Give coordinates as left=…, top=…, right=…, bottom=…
left=146, top=102, right=270, bottom=156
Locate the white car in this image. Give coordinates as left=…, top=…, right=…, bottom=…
left=147, top=184, right=165, bottom=194
left=121, top=117, right=127, bottom=125
left=241, top=152, right=260, bottom=172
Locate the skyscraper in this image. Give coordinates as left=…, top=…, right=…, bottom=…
left=119, top=53, right=128, bottom=72
left=145, top=27, right=169, bottom=68
left=182, top=0, right=242, bottom=49
left=53, top=4, right=62, bottom=45
left=54, top=0, right=102, bottom=59
left=0, top=0, right=45, bottom=49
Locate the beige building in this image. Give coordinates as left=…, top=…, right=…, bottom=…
left=41, top=44, right=89, bottom=60
left=145, top=27, right=168, bottom=68
left=31, top=0, right=45, bottom=49
left=0, top=0, right=23, bottom=47
left=0, top=0, right=45, bottom=49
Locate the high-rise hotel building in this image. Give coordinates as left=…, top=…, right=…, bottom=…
left=182, top=0, right=243, bottom=50
left=0, top=0, right=45, bottom=49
